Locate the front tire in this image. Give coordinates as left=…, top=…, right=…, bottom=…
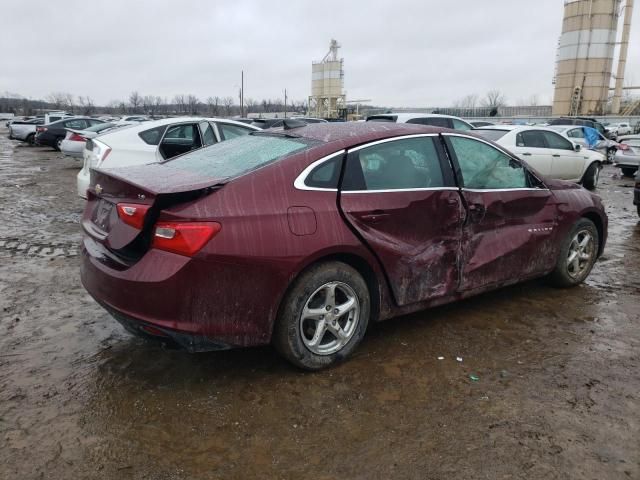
left=273, top=261, right=370, bottom=370
left=548, top=219, right=599, bottom=288
left=582, top=163, right=600, bottom=190
left=621, top=167, right=637, bottom=178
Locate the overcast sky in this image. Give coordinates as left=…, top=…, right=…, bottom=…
left=2, top=0, right=639, bottom=107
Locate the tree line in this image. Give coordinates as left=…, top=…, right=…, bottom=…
left=0, top=90, right=309, bottom=117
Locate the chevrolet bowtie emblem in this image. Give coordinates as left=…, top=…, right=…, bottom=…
left=95, top=184, right=103, bottom=195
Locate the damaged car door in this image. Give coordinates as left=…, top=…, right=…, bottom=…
left=443, top=134, right=557, bottom=291
left=339, top=135, right=463, bottom=306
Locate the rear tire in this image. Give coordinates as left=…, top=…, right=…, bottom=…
left=581, top=163, right=600, bottom=190
left=621, top=167, right=637, bottom=178
left=548, top=219, right=599, bottom=288
left=54, top=138, right=63, bottom=151
left=273, top=261, right=370, bottom=370
left=26, top=133, right=35, bottom=146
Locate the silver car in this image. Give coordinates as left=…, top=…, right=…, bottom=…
left=614, top=135, right=640, bottom=177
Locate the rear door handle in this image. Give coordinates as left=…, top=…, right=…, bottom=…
left=552, top=154, right=561, bottom=157
left=521, top=152, right=532, bottom=156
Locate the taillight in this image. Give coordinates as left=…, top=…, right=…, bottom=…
left=69, top=133, right=85, bottom=142
left=618, top=143, right=629, bottom=151
left=152, top=222, right=221, bottom=256
left=37, top=127, right=47, bottom=132
left=116, top=203, right=151, bottom=229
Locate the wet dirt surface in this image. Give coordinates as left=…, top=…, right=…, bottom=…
left=0, top=126, right=638, bottom=479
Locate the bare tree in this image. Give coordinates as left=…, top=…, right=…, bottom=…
left=481, top=90, right=507, bottom=109
left=129, top=91, right=142, bottom=113
left=106, top=100, right=120, bottom=114
left=186, top=94, right=199, bottom=115
left=77, top=96, right=95, bottom=115
left=223, top=96, right=234, bottom=116
left=453, top=94, right=478, bottom=109
left=46, top=92, right=67, bottom=110
left=173, top=94, right=186, bottom=114
left=245, top=97, right=258, bottom=114
left=142, top=95, right=155, bottom=115
left=154, top=96, right=164, bottom=115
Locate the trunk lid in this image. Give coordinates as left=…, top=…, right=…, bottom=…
left=82, top=164, right=226, bottom=267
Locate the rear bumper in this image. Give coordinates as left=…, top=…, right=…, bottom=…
left=80, top=236, right=276, bottom=348
left=60, top=141, right=84, bottom=157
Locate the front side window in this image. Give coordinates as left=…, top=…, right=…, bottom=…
left=448, top=136, right=528, bottom=190
left=343, top=137, right=445, bottom=191
left=200, top=121, right=217, bottom=146
left=65, top=119, right=88, bottom=129
left=542, top=131, right=573, bottom=150
left=567, top=128, right=584, bottom=139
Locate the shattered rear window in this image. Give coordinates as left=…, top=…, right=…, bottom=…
left=164, top=134, right=318, bottom=178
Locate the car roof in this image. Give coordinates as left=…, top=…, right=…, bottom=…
left=105, top=116, right=259, bottom=132
left=277, top=121, right=449, bottom=146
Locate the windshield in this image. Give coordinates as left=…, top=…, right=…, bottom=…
left=472, top=129, right=509, bottom=141
left=164, top=133, right=318, bottom=178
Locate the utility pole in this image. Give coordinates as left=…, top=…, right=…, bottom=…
left=241, top=70, right=244, bottom=118
left=284, top=88, right=288, bottom=118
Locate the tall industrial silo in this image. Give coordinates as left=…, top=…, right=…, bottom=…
left=552, top=0, right=620, bottom=116
left=309, top=40, right=346, bottom=119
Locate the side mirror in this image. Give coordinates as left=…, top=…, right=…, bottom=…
left=574, top=144, right=581, bottom=152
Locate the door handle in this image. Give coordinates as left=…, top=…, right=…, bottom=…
left=552, top=154, right=560, bottom=157
left=521, top=152, right=532, bottom=156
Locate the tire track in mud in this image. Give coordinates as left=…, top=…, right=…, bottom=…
left=0, top=237, right=79, bottom=257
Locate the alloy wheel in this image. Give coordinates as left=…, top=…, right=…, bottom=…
left=566, top=229, right=595, bottom=279
left=607, top=149, right=615, bottom=162
left=299, top=281, right=360, bottom=355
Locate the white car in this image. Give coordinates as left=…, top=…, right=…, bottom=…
left=60, top=122, right=131, bottom=158
left=607, top=122, right=633, bottom=138
left=614, top=135, right=640, bottom=177
left=8, top=117, right=45, bottom=143
left=116, top=115, right=149, bottom=124
left=547, top=125, right=619, bottom=163
left=77, top=117, right=260, bottom=198
left=473, top=125, right=604, bottom=190
left=366, top=112, right=474, bottom=130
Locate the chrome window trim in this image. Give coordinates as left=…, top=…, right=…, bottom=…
left=442, top=132, right=550, bottom=192
left=343, top=187, right=458, bottom=194
left=347, top=133, right=439, bottom=153
left=293, top=150, right=345, bottom=192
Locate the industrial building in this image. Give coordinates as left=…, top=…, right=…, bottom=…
left=552, top=0, right=634, bottom=116
left=308, top=40, right=346, bottom=119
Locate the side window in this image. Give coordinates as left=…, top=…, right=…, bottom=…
left=159, top=123, right=202, bottom=159
left=516, top=130, right=547, bottom=148
left=138, top=125, right=167, bottom=145
left=200, top=121, right=217, bottom=146
left=451, top=118, right=473, bottom=131
left=342, top=137, right=445, bottom=191
left=567, top=128, right=584, bottom=139
left=406, top=117, right=449, bottom=128
left=448, top=136, right=528, bottom=190
left=65, top=119, right=88, bottom=129
left=88, top=120, right=103, bottom=126
left=542, top=131, right=573, bottom=150
left=218, top=123, right=253, bottom=140
left=304, top=156, right=342, bottom=189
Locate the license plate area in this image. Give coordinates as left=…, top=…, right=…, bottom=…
left=92, top=198, right=114, bottom=232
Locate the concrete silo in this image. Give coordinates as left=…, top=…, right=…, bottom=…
left=309, top=40, right=346, bottom=119
left=552, top=0, right=621, bottom=116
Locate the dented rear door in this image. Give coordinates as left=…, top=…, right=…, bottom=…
left=443, top=134, right=557, bottom=291
left=339, top=134, right=463, bottom=306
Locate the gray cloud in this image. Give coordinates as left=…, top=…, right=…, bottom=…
left=1, top=0, right=638, bottom=107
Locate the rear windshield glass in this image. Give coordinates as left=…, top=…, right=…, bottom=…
left=472, top=129, right=509, bottom=141
left=165, top=134, right=318, bottom=178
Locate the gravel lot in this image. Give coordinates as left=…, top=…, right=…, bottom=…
left=1, top=126, right=639, bottom=479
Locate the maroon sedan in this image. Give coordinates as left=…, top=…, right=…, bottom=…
left=81, top=122, right=607, bottom=369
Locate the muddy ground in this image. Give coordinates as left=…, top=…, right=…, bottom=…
left=0, top=125, right=638, bottom=480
